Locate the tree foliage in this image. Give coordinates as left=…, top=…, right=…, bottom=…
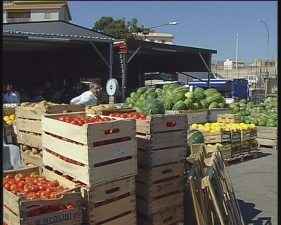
left=92, top=16, right=144, bottom=39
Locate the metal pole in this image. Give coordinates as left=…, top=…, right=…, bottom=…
left=235, top=33, right=238, bottom=70
left=259, top=19, right=269, bottom=75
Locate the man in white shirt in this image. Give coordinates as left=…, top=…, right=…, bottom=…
left=70, top=79, right=102, bottom=106
left=3, top=84, right=20, bottom=104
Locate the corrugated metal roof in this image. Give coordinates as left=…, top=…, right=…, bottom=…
left=3, top=20, right=115, bottom=42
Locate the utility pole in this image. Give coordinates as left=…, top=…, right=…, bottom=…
left=235, top=33, right=238, bottom=70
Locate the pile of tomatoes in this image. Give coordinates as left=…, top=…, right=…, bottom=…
left=108, top=112, right=147, bottom=120
left=3, top=172, right=75, bottom=217
left=57, top=114, right=116, bottom=126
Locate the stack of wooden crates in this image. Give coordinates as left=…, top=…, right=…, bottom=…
left=135, top=114, right=188, bottom=225
left=15, top=104, right=84, bottom=167
left=41, top=112, right=138, bottom=225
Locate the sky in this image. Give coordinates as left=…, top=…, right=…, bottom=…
left=67, top=1, right=278, bottom=64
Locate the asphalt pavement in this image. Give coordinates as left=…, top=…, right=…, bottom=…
left=227, top=147, right=278, bottom=225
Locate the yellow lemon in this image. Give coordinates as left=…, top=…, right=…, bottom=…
left=191, top=124, right=198, bottom=129
left=4, top=116, right=10, bottom=122
left=204, top=123, right=211, bottom=127
left=204, top=127, right=211, bottom=132
left=10, top=114, right=16, bottom=121
left=6, top=120, right=13, bottom=125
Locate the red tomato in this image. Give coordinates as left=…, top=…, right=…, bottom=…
left=110, top=118, right=116, bottom=121
left=40, top=191, right=49, bottom=199
left=8, top=179, right=17, bottom=185
left=140, top=114, right=147, bottom=120
left=46, top=187, right=57, bottom=194
left=30, top=172, right=39, bottom=179
left=50, top=180, right=59, bottom=187
left=17, top=181, right=26, bottom=189
left=49, top=192, right=58, bottom=199
left=133, top=113, right=140, bottom=119
left=121, top=113, right=128, bottom=118
left=70, top=120, right=79, bottom=125
left=65, top=116, right=72, bottom=121
left=127, top=113, right=133, bottom=118
left=37, top=181, right=47, bottom=186
left=3, top=177, right=8, bottom=184
left=95, top=115, right=101, bottom=120
left=4, top=182, right=11, bottom=190
left=32, top=178, right=39, bottom=184
left=12, top=189, right=20, bottom=195
left=38, top=184, right=47, bottom=191
left=5, top=174, right=13, bottom=179
left=14, top=173, right=25, bottom=183
left=58, top=116, right=65, bottom=122
left=77, top=120, right=85, bottom=126
left=25, top=177, right=34, bottom=183
left=37, top=175, right=46, bottom=181
left=30, top=184, right=39, bottom=193
left=115, top=113, right=121, bottom=118
left=66, top=204, right=74, bottom=209
left=10, top=184, right=18, bottom=191
left=103, top=117, right=111, bottom=121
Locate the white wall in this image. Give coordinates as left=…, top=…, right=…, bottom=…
left=58, top=7, right=70, bottom=22
left=3, top=10, right=7, bottom=23
left=31, top=9, right=59, bottom=21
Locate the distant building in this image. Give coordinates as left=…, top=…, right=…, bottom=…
left=224, top=58, right=245, bottom=70
left=250, top=58, right=277, bottom=67
left=3, top=1, right=72, bottom=23
left=133, top=30, right=175, bottom=44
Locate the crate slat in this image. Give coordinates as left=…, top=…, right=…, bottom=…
left=208, top=108, right=232, bottom=122
left=165, top=109, right=207, bottom=124
left=217, top=114, right=241, bottom=123
left=43, top=150, right=137, bottom=186
left=17, top=131, right=42, bottom=148
left=203, top=130, right=231, bottom=144
left=16, top=118, right=42, bottom=134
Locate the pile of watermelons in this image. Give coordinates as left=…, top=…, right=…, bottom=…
left=229, top=97, right=278, bottom=127
left=122, top=84, right=228, bottom=115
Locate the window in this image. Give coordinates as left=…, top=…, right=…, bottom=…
left=162, top=40, right=166, bottom=44
left=45, top=12, right=51, bottom=19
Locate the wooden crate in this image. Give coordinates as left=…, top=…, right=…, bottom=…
left=3, top=166, right=82, bottom=225
left=97, top=108, right=136, bottom=116
left=217, top=114, right=241, bottom=123
left=231, top=144, right=241, bottom=157
left=203, top=130, right=231, bottom=144
left=250, top=139, right=258, bottom=151
left=230, top=130, right=241, bottom=142
left=4, top=124, right=16, bottom=144
left=219, top=143, right=232, bottom=159
left=241, top=141, right=250, bottom=154
left=136, top=162, right=184, bottom=215
left=250, top=127, right=257, bottom=139
left=15, top=104, right=85, bottom=120
left=43, top=167, right=137, bottom=225
left=41, top=112, right=137, bottom=186
left=16, top=118, right=42, bottom=134
left=241, top=130, right=251, bottom=142
left=137, top=205, right=183, bottom=225
left=256, top=126, right=277, bottom=149
left=19, top=144, right=43, bottom=166
left=208, top=108, right=232, bottom=122
left=17, top=131, right=42, bottom=149
left=3, top=107, right=16, bottom=116
left=165, top=109, right=208, bottom=124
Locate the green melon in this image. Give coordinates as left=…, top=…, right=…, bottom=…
left=142, top=98, right=165, bottom=115
left=206, top=93, right=222, bottom=104
left=136, top=87, right=147, bottom=96
left=164, top=99, right=174, bottom=110
left=204, top=88, right=218, bottom=96
left=184, top=98, right=193, bottom=110
left=172, top=100, right=186, bottom=110
left=186, top=129, right=205, bottom=157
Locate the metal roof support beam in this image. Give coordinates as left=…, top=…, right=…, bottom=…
left=127, top=46, right=141, bottom=64
left=109, top=42, right=113, bottom=78
left=89, top=41, right=110, bottom=68
left=199, top=53, right=212, bottom=88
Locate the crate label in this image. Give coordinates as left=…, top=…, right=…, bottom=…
left=34, top=212, right=77, bottom=225
left=114, top=145, right=125, bottom=156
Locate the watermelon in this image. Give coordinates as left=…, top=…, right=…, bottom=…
left=133, top=106, right=142, bottom=113
left=168, top=83, right=179, bottom=90
left=121, top=103, right=129, bottom=108
left=172, top=100, right=186, bottom=110
left=204, top=88, right=218, bottom=96
left=157, top=95, right=165, bottom=102
left=193, top=91, right=206, bottom=101
left=163, top=84, right=170, bottom=90
left=194, top=87, right=205, bottom=93
left=200, top=99, right=208, bottom=109
left=164, top=100, right=174, bottom=110
left=145, top=88, right=154, bottom=94
left=185, top=92, right=194, bottom=100
left=186, top=130, right=205, bottom=157
left=229, top=102, right=239, bottom=108
left=130, top=92, right=138, bottom=99
left=173, top=86, right=189, bottom=95
left=155, top=88, right=163, bottom=95
left=184, top=98, right=193, bottom=110
left=173, top=92, right=186, bottom=104
left=136, top=87, right=147, bottom=96
left=193, top=103, right=201, bottom=110
left=240, top=99, right=247, bottom=104
left=218, top=103, right=225, bottom=108
left=208, top=102, right=219, bottom=109
left=142, top=98, right=165, bottom=115
left=165, top=89, right=174, bottom=100
left=125, top=97, right=135, bottom=105
left=147, top=92, right=158, bottom=99
left=139, top=93, right=148, bottom=102
left=206, top=93, right=222, bottom=104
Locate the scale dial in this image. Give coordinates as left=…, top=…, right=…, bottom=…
left=106, top=78, right=119, bottom=96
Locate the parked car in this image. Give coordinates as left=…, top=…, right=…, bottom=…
left=243, top=75, right=258, bottom=86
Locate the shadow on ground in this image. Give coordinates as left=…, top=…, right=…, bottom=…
left=256, top=152, right=272, bottom=159
left=238, top=199, right=272, bottom=225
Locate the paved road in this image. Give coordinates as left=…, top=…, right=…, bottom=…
left=227, top=147, right=278, bottom=225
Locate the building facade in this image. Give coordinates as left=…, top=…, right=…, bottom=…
left=3, top=1, right=71, bottom=23
left=133, top=30, right=175, bottom=44
left=224, top=58, right=245, bottom=70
